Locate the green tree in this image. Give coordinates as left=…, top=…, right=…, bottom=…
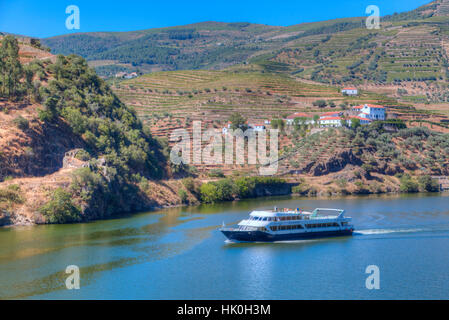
left=399, top=175, right=419, bottom=193
left=351, top=118, right=361, bottom=129
left=39, top=188, right=82, bottom=223
left=228, top=112, right=247, bottom=130
left=418, top=175, right=439, bottom=192
left=313, top=100, right=327, bottom=108
left=0, top=36, right=24, bottom=99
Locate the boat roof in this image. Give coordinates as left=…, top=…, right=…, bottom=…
left=250, top=210, right=312, bottom=217
left=250, top=208, right=345, bottom=218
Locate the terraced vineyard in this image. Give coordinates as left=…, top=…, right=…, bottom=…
left=113, top=69, right=396, bottom=122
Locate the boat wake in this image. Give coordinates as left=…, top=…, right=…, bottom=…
left=355, top=227, right=432, bottom=236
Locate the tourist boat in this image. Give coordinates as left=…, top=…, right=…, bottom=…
left=220, top=207, right=354, bottom=242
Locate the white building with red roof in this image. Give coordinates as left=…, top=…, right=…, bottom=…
left=284, top=112, right=315, bottom=125
left=319, top=115, right=372, bottom=127
left=341, top=87, right=358, bottom=96
left=352, top=104, right=386, bottom=121
left=319, top=116, right=344, bottom=127
left=348, top=115, right=372, bottom=125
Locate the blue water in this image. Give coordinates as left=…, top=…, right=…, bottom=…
left=1, top=193, right=449, bottom=299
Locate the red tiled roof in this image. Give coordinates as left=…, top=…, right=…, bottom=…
left=343, top=87, right=357, bottom=90
left=349, top=116, right=372, bottom=121
left=320, top=117, right=343, bottom=121
left=365, top=104, right=385, bottom=109
left=352, top=105, right=363, bottom=109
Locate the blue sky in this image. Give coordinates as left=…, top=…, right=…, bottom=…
left=0, top=0, right=432, bottom=38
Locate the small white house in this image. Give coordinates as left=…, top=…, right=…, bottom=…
left=249, top=123, right=266, bottom=132
left=342, top=87, right=358, bottom=96
left=319, top=115, right=371, bottom=127
left=222, top=122, right=265, bottom=134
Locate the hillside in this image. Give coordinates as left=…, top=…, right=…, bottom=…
left=42, top=22, right=283, bottom=76
left=0, top=36, right=195, bottom=226
left=39, top=0, right=449, bottom=102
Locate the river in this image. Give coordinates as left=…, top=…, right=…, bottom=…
left=1, top=193, right=449, bottom=299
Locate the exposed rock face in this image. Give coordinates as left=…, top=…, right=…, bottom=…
left=310, top=150, right=362, bottom=176
left=0, top=117, right=86, bottom=181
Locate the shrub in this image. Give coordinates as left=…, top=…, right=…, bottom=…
left=13, top=116, right=29, bottom=130
left=208, top=168, right=225, bottom=178
left=182, top=177, right=195, bottom=191
left=39, top=188, right=82, bottom=223
left=312, top=100, right=327, bottom=108
left=139, top=176, right=150, bottom=192
left=292, top=183, right=309, bottom=195
left=335, top=178, right=347, bottom=188
left=235, top=177, right=257, bottom=198
left=0, top=184, right=24, bottom=206
left=399, top=175, right=419, bottom=193
left=200, top=183, right=221, bottom=204
left=178, top=189, right=188, bottom=204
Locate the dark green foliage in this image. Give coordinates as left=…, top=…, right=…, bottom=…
left=350, top=118, right=360, bottom=129
left=74, top=149, right=90, bottom=161
left=0, top=36, right=24, bottom=100
left=38, top=54, right=165, bottom=179
left=270, top=119, right=285, bottom=131
left=312, top=100, right=327, bottom=108
left=200, top=177, right=286, bottom=203
left=228, top=112, right=247, bottom=130
left=200, top=179, right=236, bottom=203
left=208, top=169, right=225, bottom=178
left=39, top=188, right=82, bottom=223
left=418, top=175, right=440, bottom=192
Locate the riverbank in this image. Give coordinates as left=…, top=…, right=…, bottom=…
left=1, top=170, right=443, bottom=227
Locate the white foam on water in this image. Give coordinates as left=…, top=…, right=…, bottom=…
left=355, top=228, right=426, bottom=235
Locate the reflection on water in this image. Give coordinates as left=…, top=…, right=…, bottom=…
left=1, top=192, right=449, bottom=299
left=0, top=209, right=211, bottom=299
